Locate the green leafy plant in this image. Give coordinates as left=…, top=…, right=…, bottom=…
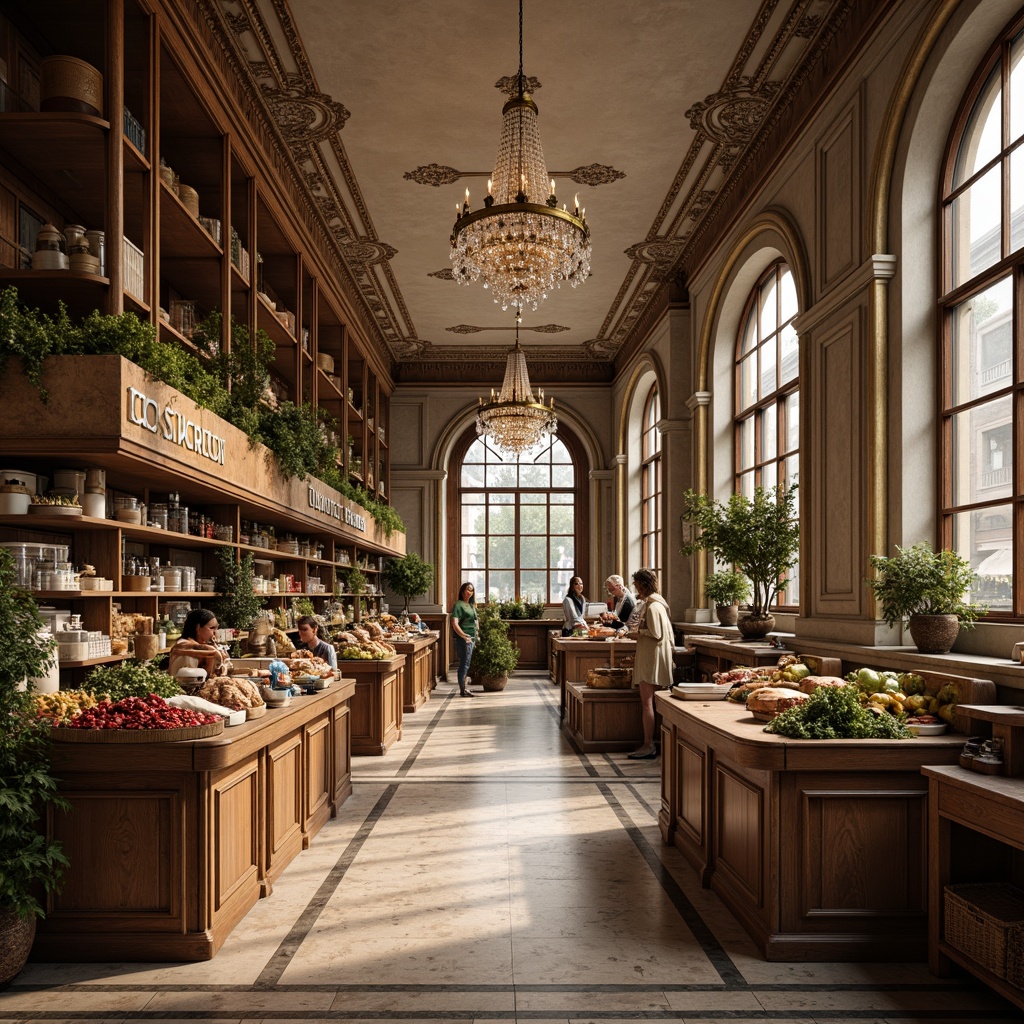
left=469, top=602, right=520, bottom=678
left=214, top=547, right=266, bottom=630
left=703, top=569, right=752, bottom=607
left=865, top=542, right=986, bottom=628
left=681, top=484, right=799, bottom=618
left=497, top=597, right=526, bottom=619
left=523, top=597, right=545, bottom=619
left=344, top=566, right=368, bottom=595
left=382, top=552, right=434, bottom=613
left=0, top=547, right=69, bottom=920
left=84, top=661, right=181, bottom=701
left=763, top=684, right=913, bottom=740
left=291, top=596, right=315, bottom=619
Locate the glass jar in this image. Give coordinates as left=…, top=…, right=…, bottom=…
left=150, top=503, right=168, bottom=529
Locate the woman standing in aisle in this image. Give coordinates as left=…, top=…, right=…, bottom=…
left=626, top=568, right=673, bottom=759
left=599, top=574, right=636, bottom=630
left=451, top=582, right=477, bottom=697
left=561, top=576, right=588, bottom=636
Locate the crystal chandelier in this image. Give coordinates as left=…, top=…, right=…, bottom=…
left=450, top=0, right=591, bottom=313
left=476, top=312, right=557, bottom=455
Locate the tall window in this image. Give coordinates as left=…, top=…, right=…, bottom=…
left=941, top=19, right=1024, bottom=614
left=735, top=261, right=800, bottom=604
left=456, top=434, right=580, bottom=604
left=640, top=383, right=662, bottom=570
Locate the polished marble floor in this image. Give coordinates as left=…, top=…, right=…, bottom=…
left=2, top=671, right=1019, bottom=1023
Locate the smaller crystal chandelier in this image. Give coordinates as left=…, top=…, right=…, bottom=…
left=450, top=0, right=591, bottom=313
left=476, top=312, right=557, bottom=455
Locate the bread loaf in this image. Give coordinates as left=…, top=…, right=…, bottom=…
left=746, top=686, right=810, bottom=721
left=797, top=675, right=849, bottom=694
left=195, top=675, right=263, bottom=710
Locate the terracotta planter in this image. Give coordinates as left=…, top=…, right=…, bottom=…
left=736, top=613, right=775, bottom=640
left=477, top=672, right=509, bottom=692
left=908, top=613, right=960, bottom=654
left=715, top=603, right=739, bottom=626
left=0, top=908, right=36, bottom=986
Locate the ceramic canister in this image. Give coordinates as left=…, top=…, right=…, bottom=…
left=40, top=56, right=103, bottom=117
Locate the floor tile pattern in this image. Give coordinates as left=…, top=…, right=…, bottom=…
left=2, top=672, right=1018, bottom=1022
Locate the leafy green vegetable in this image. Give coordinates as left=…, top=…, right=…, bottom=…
left=763, top=684, right=914, bottom=740
left=84, top=661, right=181, bottom=701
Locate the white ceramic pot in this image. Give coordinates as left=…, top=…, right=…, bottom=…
left=0, top=488, right=30, bottom=514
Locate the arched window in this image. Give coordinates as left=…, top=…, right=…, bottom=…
left=734, top=260, right=800, bottom=605
left=940, top=18, right=1024, bottom=615
left=640, top=383, right=661, bottom=570
left=449, top=428, right=587, bottom=606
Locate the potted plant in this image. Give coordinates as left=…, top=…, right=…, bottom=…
left=866, top=541, right=986, bottom=654
left=681, top=484, right=800, bottom=638
left=469, top=602, right=520, bottom=691
left=381, top=552, right=434, bottom=614
left=703, top=569, right=752, bottom=626
left=214, top=547, right=266, bottom=630
left=0, top=548, right=69, bottom=984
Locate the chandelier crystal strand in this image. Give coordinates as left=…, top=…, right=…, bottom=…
left=476, top=312, right=557, bottom=455
left=450, top=0, right=591, bottom=313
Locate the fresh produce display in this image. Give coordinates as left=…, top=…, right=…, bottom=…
left=194, top=676, right=264, bottom=710
left=333, top=629, right=396, bottom=660
left=763, top=684, right=914, bottom=739
left=745, top=686, right=810, bottom=720
left=286, top=656, right=334, bottom=677
left=34, top=689, right=100, bottom=724
left=85, top=661, right=182, bottom=701
left=63, top=694, right=221, bottom=730
left=844, top=667, right=959, bottom=724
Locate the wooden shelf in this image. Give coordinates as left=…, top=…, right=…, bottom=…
left=59, top=653, right=133, bottom=669
left=0, top=269, right=110, bottom=315
left=160, top=180, right=222, bottom=259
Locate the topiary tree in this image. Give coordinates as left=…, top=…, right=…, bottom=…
left=469, top=602, right=520, bottom=689
left=382, top=552, right=435, bottom=613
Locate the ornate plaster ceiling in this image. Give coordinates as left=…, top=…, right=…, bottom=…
left=206, top=0, right=853, bottom=381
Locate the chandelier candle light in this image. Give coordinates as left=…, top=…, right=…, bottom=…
left=476, top=311, right=557, bottom=455
left=450, top=0, right=591, bottom=312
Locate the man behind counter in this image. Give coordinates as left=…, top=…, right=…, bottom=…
left=295, top=615, right=337, bottom=669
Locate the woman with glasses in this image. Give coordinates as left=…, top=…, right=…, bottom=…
left=451, top=581, right=478, bottom=697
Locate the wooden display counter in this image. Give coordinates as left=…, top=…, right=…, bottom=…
left=552, top=636, right=635, bottom=720
left=37, top=681, right=356, bottom=963
left=339, top=654, right=406, bottom=755
left=656, top=691, right=965, bottom=961
left=505, top=619, right=563, bottom=669
left=683, top=634, right=795, bottom=680
left=563, top=681, right=642, bottom=752
left=392, top=634, right=436, bottom=712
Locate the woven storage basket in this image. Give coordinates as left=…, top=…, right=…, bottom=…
left=1006, top=921, right=1024, bottom=988
left=944, top=883, right=1024, bottom=978
left=51, top=719, right=224, bottom=743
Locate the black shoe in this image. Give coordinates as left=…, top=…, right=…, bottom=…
left=460, top=689, right=476, bottom=698
left=627, top=746, right=657, bottom=759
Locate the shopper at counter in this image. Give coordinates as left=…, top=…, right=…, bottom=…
left=561, top=576, right=588, bottom=636
left=599, top=575, right=636, bottom=630
left=295, top=615, right=337, bottom=669
left=409, top=613, right=428, bottom=633
left=626, top=568, right=673, bottom=760
left=167, top=608, right=230, bottom=679
left=451, top=582, right=477, bottom=697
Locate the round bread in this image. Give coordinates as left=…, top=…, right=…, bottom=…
left=746, top=686, right=810, bottom=720
left=797, top=675, right=849, bottom=695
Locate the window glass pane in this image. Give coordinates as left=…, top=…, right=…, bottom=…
left=1012, top=31, right=1024, bottom=144
left=551, top=440, right=572, bottom=463
left=464, top=439, right=485, bottom=463
left=761, top=461, right=777, bottom=491
left=740, top=309, right=757, bottom=355
left=1012, top=147, right=1024, bottom=254
left=950, top=394, right=1013, bottom=505
left=461, top=463, right=484, bottom=486
left=737, top=416, right=755, bottom=471
left=520, top=504, right=547, bottom=534
left=550, top=505, right=574, bottom=534
left=737, top=471, right=755, bottom=498
left=784, top=393, right=800, bottom=454
left=548, top=572, right=564, bottom=603
left=784, top=455, right=800, bottom=498
left=520, top=491, right=545, bottom=503
left=551, top=464, right=573, bottom=487
left=951, top=164, right=1002, bottom=287
left=954, top=65, right=1001, bottom=187
left=487, top=571, right=514, bottom=603
left=760, top=333, right=777, bottom=396
left=759, top=276, right=778, bottom=335
left=551, top=539, right=574, bottom=591
left=953, top=504, right=1012, bottom=612
left=520, top=463, right=550, bottom=488
left=779, top=323, right=799, bottom=385
left=461, top=537, right=483, bottom=568
left=520, top=535, right=547, bottom=568
left=738, top=353, right=757, bottom=411
left=488, top=535, right=514, bottom=568
left=762, top=406, right=778, bottom=462
left=950, top=276, right=1012, bottom=405
left=489, top=504, right=514, bottom=533
left=779, top=268, right=797, bottom=323
left=520, top=571, right=547, bottom=604
left=462, top=505, right=486, bottom=534
left=486, top=463, right=518, bottom=488
left=460, top=569, right=483, bottom=595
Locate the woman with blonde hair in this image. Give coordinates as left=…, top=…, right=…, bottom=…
left=626, top=568, right=673, bottom=759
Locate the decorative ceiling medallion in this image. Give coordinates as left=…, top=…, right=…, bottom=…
left=624, top=239, right=686, bottom=266
left=496, top=74, right=541, bottom=95
left=342, top=240, right=398, bottom=266
left=566, top=164, right=625, bottom=187
left=404, top=164, right=462, bottom=187
left=685, top=77, right=782, bottom=146
left=257, top=72, right=350, bottom=149
left=446, top=323, right=569, bottom=334
left=429, top=268, right=454, bottom=280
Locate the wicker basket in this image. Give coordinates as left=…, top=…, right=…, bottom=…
left=245, top=703, right=267, bottom=720
left=1006, top=922, right=1024, bottom=988
left=944, top=883, right=1024, bottom=978
left=51, top=719, right=224, bottom=743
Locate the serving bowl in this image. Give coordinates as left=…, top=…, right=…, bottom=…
left=670, top=683, right=730, bottom=701
left=906, top=720, right=947, bottom=735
